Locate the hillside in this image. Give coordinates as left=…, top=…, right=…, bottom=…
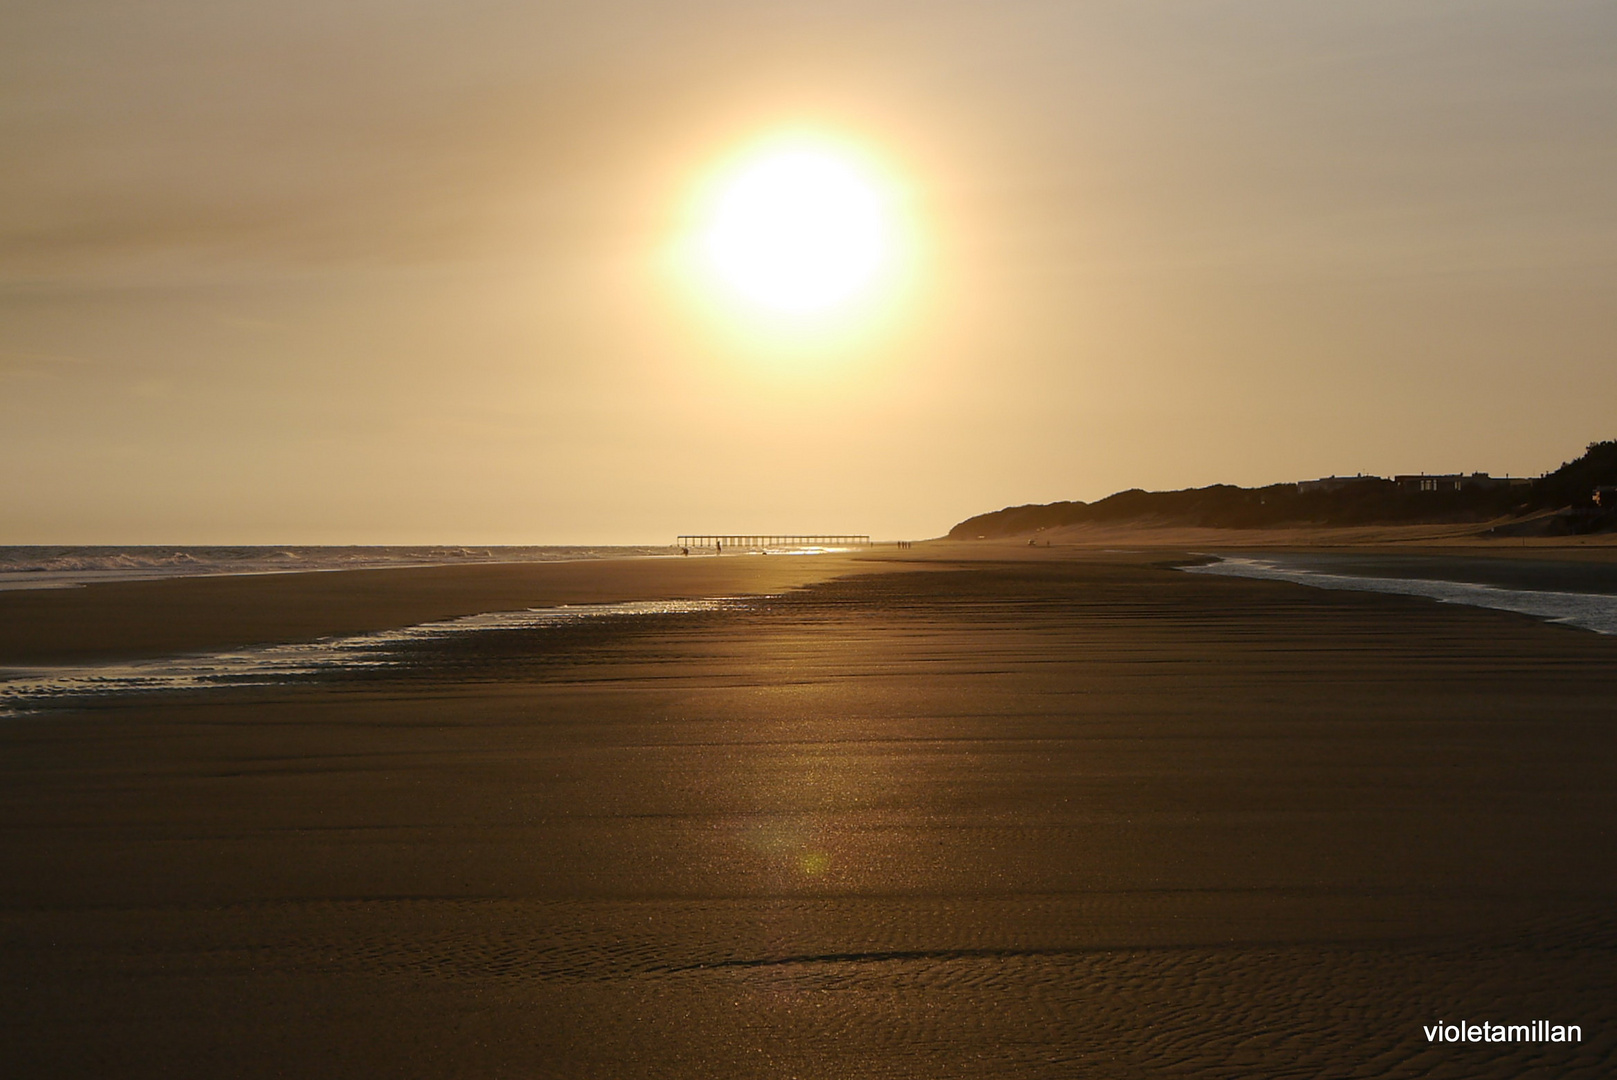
left=949, top=440, right=1617, bottom=540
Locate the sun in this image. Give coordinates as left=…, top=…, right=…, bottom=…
left=689, top=135, right=903, bottom=319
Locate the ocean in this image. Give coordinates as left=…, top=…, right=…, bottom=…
left=0, top=545, right=678, bottom=592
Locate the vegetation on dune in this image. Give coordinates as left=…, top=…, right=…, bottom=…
left=1534, top=439, right=1617, bottom=508
left=949, top=441, right=1617, bottom=539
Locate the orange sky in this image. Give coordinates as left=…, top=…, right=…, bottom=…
left=4, top=1, right=1615, bottom=543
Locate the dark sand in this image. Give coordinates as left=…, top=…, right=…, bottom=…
left=3, top=549, right=1616, bottom=1077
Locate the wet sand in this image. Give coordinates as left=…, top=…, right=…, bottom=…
left=2, top=550, right=1615, bottom=1077
left=0, top=552, right=877, bottom=665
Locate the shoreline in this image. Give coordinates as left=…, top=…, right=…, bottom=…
left=0, top=550, right=889, bottom=667
left=10, top=539, right=1617, bottom=668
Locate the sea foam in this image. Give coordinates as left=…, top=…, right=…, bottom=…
left=1183, top=555, right=1617, bottom=635
left=0, top=598, right=743, bottom=717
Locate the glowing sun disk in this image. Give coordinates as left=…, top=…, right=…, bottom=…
left=699, top=143, right=896, bottom=315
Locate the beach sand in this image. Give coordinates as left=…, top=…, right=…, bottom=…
left=974, top=519, right=1617, bottom=554
left=2, top=547, right=1615, bottom=1077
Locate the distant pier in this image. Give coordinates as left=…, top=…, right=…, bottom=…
left=677, top=534, right=871, bottom=549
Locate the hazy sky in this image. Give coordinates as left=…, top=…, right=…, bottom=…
left=5, top=1, right=1615, bottom=543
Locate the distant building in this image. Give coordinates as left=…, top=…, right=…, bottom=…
left=1595, top=486, right=1617, bottom=507
left=1394, top=474, right=1462, bottom=493
left=1393, top=472, right=1513, bottom=493
left=1296, top=475, right=1383, bottom=494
